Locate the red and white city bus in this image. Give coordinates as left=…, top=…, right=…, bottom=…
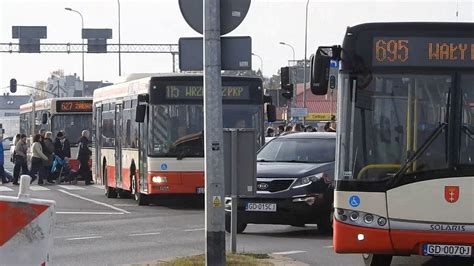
left=20, top=97, right=93, bottom=171
left=93, top=74, right=269, bottom=205
left=311, top=23, right=474, bottom=265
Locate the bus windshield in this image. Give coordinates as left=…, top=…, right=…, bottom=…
left=339, top=74, right=453, bottom=181
left=51, top=114, right=93, bottom=144
left=148, top=104, right=262, bottom=157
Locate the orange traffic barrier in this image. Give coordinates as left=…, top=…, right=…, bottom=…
left=0, top=175, right=56, bottom=265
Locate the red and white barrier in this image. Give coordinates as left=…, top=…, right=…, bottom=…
left=0, top=175, right=56, bottom=265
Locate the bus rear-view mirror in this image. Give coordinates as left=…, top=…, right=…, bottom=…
left=41, top=113, right=48, bottom=124
left=311, top=48, right=332, bottom=96
left=135, top=105, right=146, bottom=123
left=266, top=104, right=277, bottom=123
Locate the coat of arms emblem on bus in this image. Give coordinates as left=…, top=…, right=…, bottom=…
left=444, top=186, right=460, bottom=203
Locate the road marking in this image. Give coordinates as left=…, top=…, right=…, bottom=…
left=56, top=211, right=125, bottom=215
left=92, top=185, right=105, bottom=189
left=114, top=204, right=137, bottom=207
left=0, top=186, right=14, bottom=192
left=272, top=251, right=307, bottom=255
left=30, top=185, right=51, bottom=191
left=58, top=189, right=130, bottom=214
left=129, top=232, right=161, bottom=236
left=324, top=245, right=334, bottom=249
left=57, top=185, right=85, bottom=190
left=66, top=236, right=103, bottom=241
left=184, top=228, right=205, bottom=232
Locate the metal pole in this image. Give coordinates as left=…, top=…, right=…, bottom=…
left=81, top=14, right=85, bottom=97
left=279, top=42, right=296, bottom=123
left=303, top=0, right=310, bottom=125
left=251, top=53, right=263, bottom=77
left=204, top=0, right=225, bottom=265
left=57, top=79, right=60, bottom=98
left=117, top=0, right=121, bottom=76
left=230, top=130, right=238, bottom=253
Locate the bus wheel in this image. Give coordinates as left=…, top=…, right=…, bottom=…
left=131, top=174, right=148, bottom=206
left=363, top=254, right=393, bottom=266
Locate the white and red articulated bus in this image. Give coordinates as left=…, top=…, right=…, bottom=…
left=93, top=74, right=268, bottom=205
left=311, top=22, right=474, bottom=265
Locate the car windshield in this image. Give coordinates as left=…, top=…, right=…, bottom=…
left=257, top=137, right=336, bottom=163
left=51, top=114, right=92, bottom=145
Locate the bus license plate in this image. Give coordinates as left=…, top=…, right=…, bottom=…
left=196, top=187, right=204, bottom=194
left=245, top=203, right=277, bottom=212
left=423, top=244, right=472, bottom=257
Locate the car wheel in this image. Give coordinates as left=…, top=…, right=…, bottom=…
left=318, top=209, right=334, bottom=235
left=225, top=213, right=247, bottom=234
left=363, top=254, right=393, bottom=266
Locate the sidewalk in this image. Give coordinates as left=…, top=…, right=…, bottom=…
left=125, top=254, right=309, bottom=266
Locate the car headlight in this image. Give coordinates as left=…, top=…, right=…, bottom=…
left=152, top=176, right=167, bottom=183
left=292, top=173, right=324, bottom=189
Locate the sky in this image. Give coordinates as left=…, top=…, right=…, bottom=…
left=1, top=0, right=473, bottom=94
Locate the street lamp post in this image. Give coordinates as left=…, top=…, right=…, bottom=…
left=303, top=0, right=310, bottom=125
left=279, top=41, right=296, bottom=122
left=251, top=53, right=263, bottom=77
left=117, top=0, right=122, bottom=76
left=65, top=7, right=85, bottom=96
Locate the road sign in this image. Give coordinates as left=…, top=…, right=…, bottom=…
left=291, top=107, right=308, bottom=117
left=306, top=113, right=333, bottom=121
left=178, top=0, right=251, bottom=35
left=179, top=36, right=251, bottom=71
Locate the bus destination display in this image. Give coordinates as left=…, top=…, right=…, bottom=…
left=56, top=101, right=93, bottom=112
left=165, top=85, right=250, bottom=100
left=373, top=37, right=474, bottom=67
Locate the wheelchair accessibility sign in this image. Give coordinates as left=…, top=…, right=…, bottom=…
left=349, top=195, right=360, bottom=207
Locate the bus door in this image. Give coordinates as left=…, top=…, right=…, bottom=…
left=138, top=105, right=148, bottom=194
left=95, top=106, right=103, bottom=184
left=115, top=103, right=123, bottom=187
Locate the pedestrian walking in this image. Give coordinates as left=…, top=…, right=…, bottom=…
left=77, top=130, right=93, bottom=185
left=12, top=134, right=28, bottom=185
left=277, top=125, right=285, bottom=136
left=54, top=131, right=71, bottom=160
left=43, top=131, right=55, bottom=183
left=266, top=127, right=275, bottom=137
left=29, top=134, right=49, bottom=185
left=0, top=140, right=7, bottom=184
left=292, top=123, right=304, bottom=132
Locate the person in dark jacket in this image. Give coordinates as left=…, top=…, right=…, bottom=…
left=77, top=130, right=93, bottom=185
left=54, top=131, right=71, bottom=160
left=43, top=131, right=55, bottom=183
left=0, top=140, right=6, bottom=184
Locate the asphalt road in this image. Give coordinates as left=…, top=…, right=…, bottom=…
left=0, top=152, right=467, bottom=266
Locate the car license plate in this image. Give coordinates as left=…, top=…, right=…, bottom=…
left=196, top=187, right=204, bottom=194
left=245, top=203, right=277, bottom=212
left=423, top=244, right=472, bottom=257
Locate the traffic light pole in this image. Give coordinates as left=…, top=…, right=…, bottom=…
left=204, top=0, right=225, bottom=265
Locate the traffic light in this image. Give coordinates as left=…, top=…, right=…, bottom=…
left=10, top=78, right=17, bottom=93
left=280, top=67, right=290, bottom=85
left=281, top=83, right=294, bottom=99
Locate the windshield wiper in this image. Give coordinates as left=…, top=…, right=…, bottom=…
left=274, top=160, right=310, bottom=163
left=461, top=125, right=474, bottom=140
left=388, top=122, right=447, bottom=188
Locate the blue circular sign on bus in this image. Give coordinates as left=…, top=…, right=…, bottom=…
left=161, top=163, right=168, bottom=171
left=349, top=195, right=360, bottom=207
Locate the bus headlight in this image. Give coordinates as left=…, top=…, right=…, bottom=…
left=152, top=176, right=167, bottom=183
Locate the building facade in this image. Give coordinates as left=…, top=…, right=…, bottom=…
left=0, top=94, right=30, bottom=137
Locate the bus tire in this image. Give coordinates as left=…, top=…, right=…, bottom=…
left=131, top=174, right=148, bottom=206
left=363, top=254, right=393, bottom=266
left=318, top=207, right=334, bottom=235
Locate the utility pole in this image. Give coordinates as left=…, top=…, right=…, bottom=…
left=204, top=0, right=225, bottom=265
